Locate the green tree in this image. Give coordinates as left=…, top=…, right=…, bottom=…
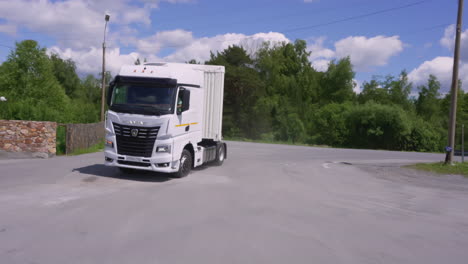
left=443, top=81, right=468, bottom=151
left=186, top=59, right=200, bottom=64
left=207, top=45, right=267, bottom=138
left=78, top=74, right=101, bottom=104
left=416, top=74, right=441, bottom=121
left=50, top=53, right=81, bottom=97
left=0, top=40, right=69, bottom=122
left=134, top=57, right=147, bottom=65
left=406, top=118, right=443, bottom=152
left=319, top=57, right=355, bottom=104
left=311, top=103, right=352, bottom=146
left=345, top=102, right=412, bottom=150
left=256, top=40, right=319, bottom=142
left=388, top=70, right=413, bottom=110
left=358, top=79, right=391, bottom=105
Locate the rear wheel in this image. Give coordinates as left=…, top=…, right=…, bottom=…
left=173, top=149, right=192, bottom=178
left=214, top=144, right=225, bottom=166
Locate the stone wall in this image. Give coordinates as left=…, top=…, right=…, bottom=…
left=66, top=122, right=104, bottom=154
left=0, top=120, right=57, bottom=158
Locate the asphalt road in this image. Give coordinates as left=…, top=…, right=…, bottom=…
left=1, top=141, right=468, bottom=264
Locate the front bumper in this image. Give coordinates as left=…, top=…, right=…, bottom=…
left=104, top=138, right=179, bottom=173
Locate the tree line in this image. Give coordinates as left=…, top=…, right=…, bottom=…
left=0, top=40, right=104, bottom=124
left=0, top=39, right=465, bottom=152
left=205, top=40, right=466, bottom=152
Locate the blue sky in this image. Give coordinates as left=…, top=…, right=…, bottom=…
left=0, top=0, right=464, bottom=92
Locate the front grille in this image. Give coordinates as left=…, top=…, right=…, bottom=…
left=118, top=160, right=151, bottom=167
left=113, top=123, right=160, bottom=157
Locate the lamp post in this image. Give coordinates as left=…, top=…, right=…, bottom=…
left=101, top=14, right=110, bottom=122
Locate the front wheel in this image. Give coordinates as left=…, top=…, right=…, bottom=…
left=173, top=149, right=192, bottom=178
left=214, top=144, right=225, bottom=166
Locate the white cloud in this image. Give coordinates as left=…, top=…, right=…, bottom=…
left=408, top=57, right=453, bottom=87
left=440, top=24, right=456, bottom=49
left=48, top=46, right=148, bottom=76
left=164, top=32, right=289, bottom=63
left=408, top=56, right=468, bottom=92
left=1, top=0, right=405, bottom=79
left=0, top=0, right=103, bottom=49
left=307, top=35, right=403, bottom=72
left=48, top=31, right=289, bottom=75
left=407, top=24, right=468, bottom=93
left=334, top=35, right=403, bottom=71
left=307, top=37, right=335, bottom=60
left=307, top=37, right=334, bottom=72
left=135, top=29, right=194, bottom=55
left=353, top=79, right=362, bottom=94
left=311, top=59, right=330, bottom=72
left=440, top=24, right=468, bottom=62
left=1, top=1, right=289, bottom=76
left=0, top=0, right=193, bottom=50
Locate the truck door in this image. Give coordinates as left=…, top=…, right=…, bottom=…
left=174, top=87, right=194, bottom=136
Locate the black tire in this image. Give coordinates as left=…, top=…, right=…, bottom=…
left=214, top=144, right=225, bottom=166
left=118, top=167, right=136, bottom=174
left=173, top=149, right=192, bottom=178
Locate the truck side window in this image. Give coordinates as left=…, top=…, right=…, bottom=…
left=177, top=88, right=190, bottom=115
left=177, top=90, right=184, bottom=114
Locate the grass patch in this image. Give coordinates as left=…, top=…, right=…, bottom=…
left=55, top=126, right=103, bottom=155
left=406, top=162, right=468, bottom=177
left=56, top=125, right=66, bottom=155
left=68, top=141, right=105, bottom=155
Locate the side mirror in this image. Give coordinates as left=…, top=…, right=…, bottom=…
left=106, top=80, right=115, bottom=106
left=177, top=89, right=190, bottom=115
left=177, top=105, right=182, bottom=115
left=182, top=89, right=190, bottom=112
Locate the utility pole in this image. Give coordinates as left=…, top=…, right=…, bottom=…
left=445, top=0, right=464, bottom=164
left=101, top=14, right=110, bottom=122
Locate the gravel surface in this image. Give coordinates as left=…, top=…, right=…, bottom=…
left=1, top=141, right=467, bottom=264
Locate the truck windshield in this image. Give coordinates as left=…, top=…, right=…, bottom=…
left=109, top=83, right=176, bottom=115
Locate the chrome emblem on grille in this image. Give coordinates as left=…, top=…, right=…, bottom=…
left=127, top=120, right=145, bottom=125
left=131, top=129, right=139, bottom=137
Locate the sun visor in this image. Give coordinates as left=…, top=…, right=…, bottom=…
left=114, top=76, right=177, bottom=88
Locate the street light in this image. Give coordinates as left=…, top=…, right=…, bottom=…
left=101, top=14, right=110, bottom=122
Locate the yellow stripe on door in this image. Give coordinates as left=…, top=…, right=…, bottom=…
left=175, top=122, right=198, bottom=127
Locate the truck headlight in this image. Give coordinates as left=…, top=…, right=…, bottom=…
left=105, top=140, right=114, bottom=148
left=156, top=145, right=171, bottom=153
left=105, top=117, right=112, bottom=132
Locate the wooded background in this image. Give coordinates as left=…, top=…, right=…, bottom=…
left=1, top=39, right=465, bottom=153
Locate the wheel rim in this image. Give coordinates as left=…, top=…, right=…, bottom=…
left=180, top=154, right=190, bottom=175
left=219, top=147, right=224, bottom=161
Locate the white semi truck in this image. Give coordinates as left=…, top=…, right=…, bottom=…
left=104, top=62, right=226, bottom=177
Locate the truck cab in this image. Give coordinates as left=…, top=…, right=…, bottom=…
left=104, top=63, right=226, bottom=177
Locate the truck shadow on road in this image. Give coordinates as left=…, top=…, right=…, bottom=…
left=73, top=164, right=172, bottom=183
